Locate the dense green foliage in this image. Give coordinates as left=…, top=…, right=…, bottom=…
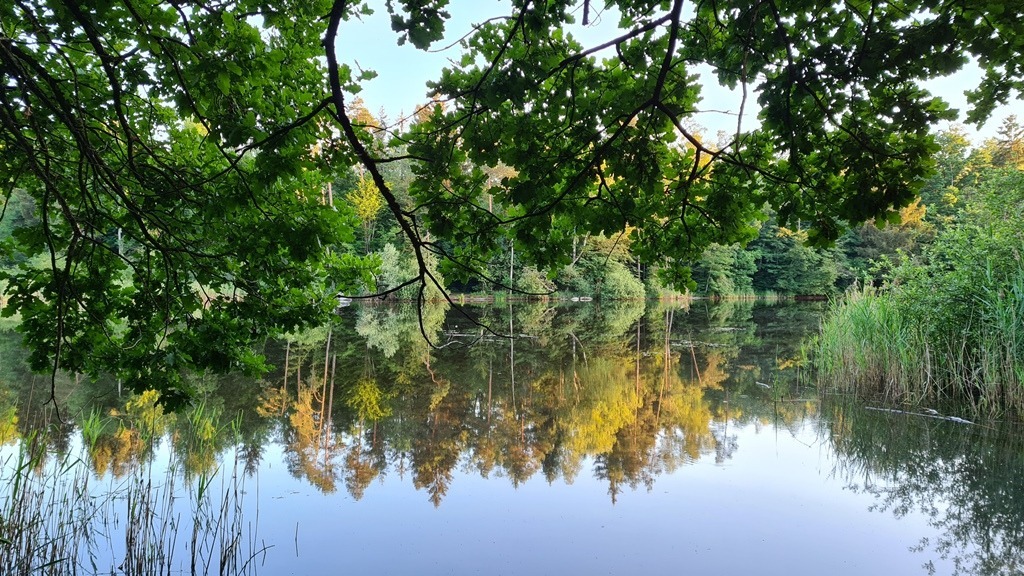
left=816, top=126, right=1024, bottom=417
left=1, top=0, right=1021, bottom=403
left=0, top=0, right=378, bottom=405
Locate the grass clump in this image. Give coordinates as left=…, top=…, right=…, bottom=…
left=817, top=268, right=1024, bottom=419
left=1, top=418, right=264, bottom=575
left=815, top=287, right=932, bottom=405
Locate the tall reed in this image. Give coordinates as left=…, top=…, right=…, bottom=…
left=815, top=271, right=1024, bottom=418
left=0, top=426, right=264, bottom=575
left=0, top=433, right=96, bottom=576
left=976, top=267, right=1024, bottom=414
left=816, top=287, right=931, bottom=404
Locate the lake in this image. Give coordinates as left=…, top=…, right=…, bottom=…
left=2, top=299, right=1023, bottom=575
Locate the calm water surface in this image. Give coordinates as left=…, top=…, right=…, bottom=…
left=2, top=300, right=1022, bottom=575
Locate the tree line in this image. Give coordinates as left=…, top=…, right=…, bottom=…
left=3, top=115, right=1015, bottom=305
left=216, top=111, right=1023, bottom=302
left=2, top=0, right=1021, bottom=403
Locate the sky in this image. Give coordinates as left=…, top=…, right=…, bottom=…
left=334, top=1, right=1019, bottom=146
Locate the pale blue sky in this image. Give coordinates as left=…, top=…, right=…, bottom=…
left=334, top=1, right=1017, bottom=145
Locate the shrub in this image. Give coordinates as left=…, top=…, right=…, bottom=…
left=598, top=259, right=646, bottom=300
left=514, top=265, right=556, bottom=296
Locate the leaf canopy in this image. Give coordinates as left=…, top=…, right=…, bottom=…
left=0, top=0, right=1019, bottom=404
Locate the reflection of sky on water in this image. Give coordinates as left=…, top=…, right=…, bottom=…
left=252, top=418, right=954, bottom=576
left=2, top=301, right=1017, bottom=574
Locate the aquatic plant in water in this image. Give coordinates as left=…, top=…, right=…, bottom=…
left=815, top=273, right=1024, bottom=418
left=0, top=430, right=264, bottom=575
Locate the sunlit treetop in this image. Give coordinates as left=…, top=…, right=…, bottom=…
left=0, top=0, right=1020, bottom=406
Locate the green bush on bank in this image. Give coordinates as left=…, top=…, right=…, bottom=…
left=815, top=167, right=1024, bottom=418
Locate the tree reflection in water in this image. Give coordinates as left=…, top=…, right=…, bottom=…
left=826, top=402, right=1024, bottom=575
left=3, top=299, right=1023, bottom=573
left=254, top=299, right=816, bottom=504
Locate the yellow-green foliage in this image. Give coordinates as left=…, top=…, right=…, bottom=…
left=0, top=404, right=18, bottom=445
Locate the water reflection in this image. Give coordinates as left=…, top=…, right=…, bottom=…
left=825, top=402, right=1024, bottom=575
left=247, top=299, right=813, bottom=505
left=2, top=300, right=1023, bottom=574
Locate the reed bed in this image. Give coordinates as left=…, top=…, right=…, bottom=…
left=815, top=274, right=1024, bottom=418
left=0, top=434, right=96, bottom=576
left=0, top=429, right=265, bottom=575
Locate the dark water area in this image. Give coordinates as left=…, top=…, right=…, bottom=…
left=1, top=299, right=1023, bottom=575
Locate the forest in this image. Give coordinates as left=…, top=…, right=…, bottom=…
left=1, top=0, right=1022, bottom=411
left=2, top=113, right=1018, bottom=302
left=4, top=5, right=1024, bottom=571
left=303, top=113, right=1024, bottom=305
